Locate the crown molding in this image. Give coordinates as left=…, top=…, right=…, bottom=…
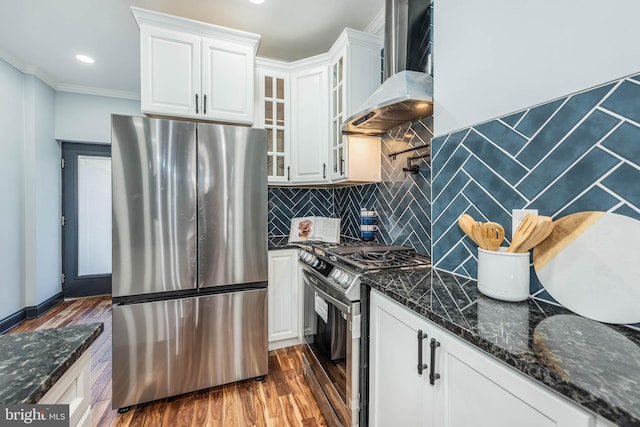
left=364, top=7, right=385, bottom=35
left=56, top=84, right=141, bottom=101
left=0, top=48, right=56, bottom=89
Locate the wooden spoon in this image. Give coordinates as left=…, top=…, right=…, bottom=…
left=481, top=222, right=505, bottom=251
left=458, top=214, right=482, bottom=246
left=517, top=216, right=555, bottom=253
left=507, top=213, right=538, bottom=253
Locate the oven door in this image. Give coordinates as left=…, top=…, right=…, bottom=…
left=301, top=266, right=354, bottom=426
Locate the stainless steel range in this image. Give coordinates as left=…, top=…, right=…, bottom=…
left=298, top=241, right=430, bottom=427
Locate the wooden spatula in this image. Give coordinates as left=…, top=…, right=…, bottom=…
left=458, top=214, right=482, bottom=246
left=516, top=216, right=555, bottom=253
left=481, top=222, right=505, bottom=251
left=507, top=213, right=538, bottom=253
left=472, top=221, right=487, bottom=249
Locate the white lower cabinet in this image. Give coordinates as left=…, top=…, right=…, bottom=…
left=39, top=351, right=91, bottom=427
left=370, top=289, right=597, bottom=427
left=267, top=249, right=300, bottom=350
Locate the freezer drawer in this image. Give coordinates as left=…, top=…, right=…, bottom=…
left=112, top=288, right=268, bottom=409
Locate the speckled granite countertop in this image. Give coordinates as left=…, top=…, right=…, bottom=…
left=268, top=236, right=298, bottom=250
left=361, top=268, right=640, bottom=426
left=0, top=323, right=103, bottom=404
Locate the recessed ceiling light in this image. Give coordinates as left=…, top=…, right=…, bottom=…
left=75, top=54, right=95, bottom=64
left=249, top=0, right=264, bottom=4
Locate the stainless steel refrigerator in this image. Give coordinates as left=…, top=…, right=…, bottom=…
left=110, top=114, right=268, bottom=410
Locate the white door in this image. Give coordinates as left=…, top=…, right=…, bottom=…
left=370, top=290, right=435, bottom=427
left=202, top=38, right=254, bottom=124
left=290, top=65, right=330, bottom=183
left=140, top=26, right=201, bottom=118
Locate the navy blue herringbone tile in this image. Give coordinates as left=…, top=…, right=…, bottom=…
left=515, top=98, right=565, bottom=138
left=517, top=109, right=620, bottom=199
left=432, top=145, right=470, bottom=197
left=474, top=120, right=528, bottom=156
left=600, top=121, right=640, bottom=161
left=462, top=130, right=528, bottom=183
left=555, top=186, right=620, bottom=218
left=528, top=148, right=619, bottom=215
left=432, top=170, right=469, bottom=217
left=517, top=84, right=615, bottom=168
left=601, top=81, right=640, bottom=124
left=432, top=129, right=467, bottom=163
left=501, top=111, right=525, bottom=128
left=614, top=204, right=640, bottom=221
left=601, top=163, right=640, bottom=207
left=463, top=156, right=526, bottom=213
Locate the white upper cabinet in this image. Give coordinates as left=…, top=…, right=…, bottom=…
left=257, top=61, right=291, bottom=184
left=328, top=29, right=383, bottom=183
left=290, top=63, right=330, bottom=183
left=133, top=7, right=259, bottom=125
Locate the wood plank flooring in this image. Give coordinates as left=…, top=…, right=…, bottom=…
left=8, top=296, right=327, bottom=427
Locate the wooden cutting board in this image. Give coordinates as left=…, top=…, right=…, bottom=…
left=533, top=211, right=640, bottom=324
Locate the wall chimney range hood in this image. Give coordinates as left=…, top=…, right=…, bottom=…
left=342, top=0, right=433, bottom=136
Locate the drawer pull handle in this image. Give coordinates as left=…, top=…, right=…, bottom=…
left=417, top=330, right=428, bottom=375
left=429, top=338, right=441, bottom=385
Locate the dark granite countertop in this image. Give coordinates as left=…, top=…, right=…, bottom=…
left=268, top=235, right=298, bottom=250
left=362, top=268, right=640, bottom=426
left=0, top=323, right=104, bottom=404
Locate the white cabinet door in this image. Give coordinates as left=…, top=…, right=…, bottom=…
left=257, top=66, right=291, bottom=184
left=268, top=249, right=300, bottom=345
left=435, top=332, right=594, bottom=427
left=328, top=29, right=382, bottom=183
left=370, top=289, right=435, bottom=427
left=290, top=65, right=330, bottom=183
left=140, top=26, right=201, bottom=118
left=370, top=290, right=595, bottom=427
left=202, top=38, right=255, bottom=124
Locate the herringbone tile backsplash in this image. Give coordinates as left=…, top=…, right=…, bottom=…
left=431, top=73, right=640, bottom=303
left=269, top=117, right=433, bottom=256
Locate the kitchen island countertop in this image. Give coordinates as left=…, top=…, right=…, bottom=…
left=0, top=322, right=103, bottom=404
left=362, top=268, right=640, bottom=426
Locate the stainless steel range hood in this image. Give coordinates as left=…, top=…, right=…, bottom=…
left=342, top=0, right=433, bottom=136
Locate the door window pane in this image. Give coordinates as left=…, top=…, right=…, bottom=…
left=77, top=156, right=112, bottom=276
left=267, top=155, right=273, bottom=176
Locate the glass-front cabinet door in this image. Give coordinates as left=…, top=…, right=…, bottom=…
left=259, top=67, right=290, bottom=183
left=330, top=54, right=346, bottom=181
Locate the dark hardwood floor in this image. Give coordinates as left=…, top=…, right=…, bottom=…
left=8, top=296, right=327, bottom=427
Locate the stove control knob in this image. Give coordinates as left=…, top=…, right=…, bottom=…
left=311, top=257, right=321, bottom=267
left=338, top=274, right=351, bottom=287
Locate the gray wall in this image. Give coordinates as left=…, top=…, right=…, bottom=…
left=55, top=92, right=141, bottom=143
left=0, top=58, right=26, bottom=320
left=0, top=58, right=141, bottom=322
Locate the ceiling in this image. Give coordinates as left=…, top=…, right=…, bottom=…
left=0, top=0, right=384, bottom=99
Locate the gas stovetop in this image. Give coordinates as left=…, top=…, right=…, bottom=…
left=298, top=241, right=431, bottom=302
left=300, top=241, right=431, bottom=273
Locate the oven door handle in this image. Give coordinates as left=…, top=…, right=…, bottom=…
left=302, top=271, right=351, bottom=315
